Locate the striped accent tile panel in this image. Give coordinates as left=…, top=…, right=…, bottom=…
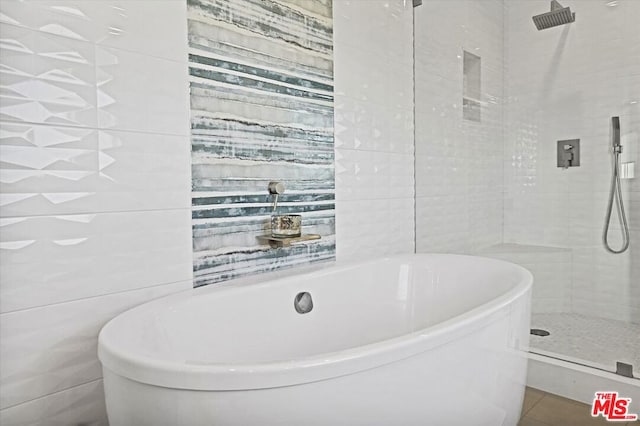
left=188, top=0, right=335, bottom=287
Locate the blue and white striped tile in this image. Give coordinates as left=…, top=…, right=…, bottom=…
left=188, top=0, right=335, bottom=287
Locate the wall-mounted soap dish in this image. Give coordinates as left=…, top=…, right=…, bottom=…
left=259, top=181, right=321, bottom=248
left=257, top=234, right=321, bottom=248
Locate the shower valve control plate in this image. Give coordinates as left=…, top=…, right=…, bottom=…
left=557, top=139, right=580, bottom=168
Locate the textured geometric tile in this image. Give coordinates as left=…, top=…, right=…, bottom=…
left=0, top=210, right=193, bottom=312
left=413, top=0, right=505, bottom=255
left=96, top=129, right=191, bottom=210
left=0, top=2, right=191, bottom=426
left=0, top=123, right=191, bottom=216
left=0, top=122, right=99, bottom=216
left=0, top=379, right=108, bottom=426
left=332, top=0, right=414, bottom=263
left=0, top=0, right=187, bottom=62
left=0, top=280, right=191, bottom=409
left=95, top=46, right=190, bottom=135
left=0, top=23, right=97, bottom=127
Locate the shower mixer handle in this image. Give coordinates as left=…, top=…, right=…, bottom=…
left=268, top=181, right=285, bottom=195
left=561, top=150, right=574, bottom=168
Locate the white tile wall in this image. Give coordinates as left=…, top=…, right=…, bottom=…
left=0, top=210, right=192, bottom=312
left=0, top=1, right=191, bottom=424
left=0, top=0, right=187, bottom=62
left=414, top=0, right=505, bottom=255
left=0, top=1, right=418, bottom=422
left=477, top=243, right=573, bottom=314
left=0, top=379, right=108, bottom=426
left=504, top=0, right=640, bottom=323
left=0, top=280, right=191, bottom=410
left=3, top=0, right=633, bottom=422
left=96, top=46, right=189, bottom=134
left=333, top=0, right=415, bottom=262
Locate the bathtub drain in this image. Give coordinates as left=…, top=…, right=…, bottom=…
left=530, top=328, right=550, bottom=337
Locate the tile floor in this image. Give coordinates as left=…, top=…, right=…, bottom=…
left=519, top=387, right=640, bottom=426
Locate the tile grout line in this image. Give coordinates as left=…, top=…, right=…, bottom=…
left=522, top=392, right=547, bottom=417
left=0, top=278, right=192, bottom=316
left=0, top=378, right=104, bottom=412
left=0, top=206, right=192, bottom=220
left=0, top=119, right=190, bottom=138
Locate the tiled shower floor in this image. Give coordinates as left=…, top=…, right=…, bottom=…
left=530, top=313, right=640, bottom=377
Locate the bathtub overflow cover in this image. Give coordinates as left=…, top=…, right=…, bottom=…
left=294, top=292, right=313, bottom=314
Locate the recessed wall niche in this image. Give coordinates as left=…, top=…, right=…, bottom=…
left=463, top=50, right=481, bottom=122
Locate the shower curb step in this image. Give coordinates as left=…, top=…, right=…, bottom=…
left=527, top=353, right=640, bottom=406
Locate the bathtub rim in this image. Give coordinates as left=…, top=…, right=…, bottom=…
left=98, top=254, right=533, bottom=391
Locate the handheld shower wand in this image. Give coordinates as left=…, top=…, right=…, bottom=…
left=603, top=116, right=630, bottom=254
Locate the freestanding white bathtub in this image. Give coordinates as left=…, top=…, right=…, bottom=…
left=98, top=254, right=532, bottom=426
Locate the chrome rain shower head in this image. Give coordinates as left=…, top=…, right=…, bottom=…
left=532, top=1, right=575, bottom=30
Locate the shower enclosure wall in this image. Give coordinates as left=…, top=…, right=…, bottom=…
left=414, top=0, right=639, bottom=393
